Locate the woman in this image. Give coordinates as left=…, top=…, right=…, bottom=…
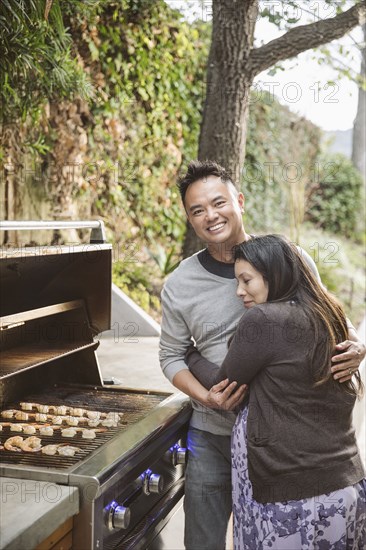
left=185, top=234, right=365, bottom=549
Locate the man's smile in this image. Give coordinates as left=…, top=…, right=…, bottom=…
left=207, top=222, right=226, bottom=232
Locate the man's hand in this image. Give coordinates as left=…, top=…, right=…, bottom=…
left=205, top=379, right=247, bottom=411
left=331, top=340, right=366, bottom=383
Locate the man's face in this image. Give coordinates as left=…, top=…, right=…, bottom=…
left=184, top=176, right=245, bottom=247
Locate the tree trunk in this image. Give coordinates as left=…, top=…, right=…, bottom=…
left=182, top=0, right=258, bottom=258
left=182, top=0, right=366, bottom=258
left=44, top=99, right=90, bottom=244
left=352, top=23, right=366, bottom=184
left=1, top=124, right=24, bottom=246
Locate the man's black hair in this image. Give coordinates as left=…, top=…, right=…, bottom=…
left=178, top=160, right=234, bottom=206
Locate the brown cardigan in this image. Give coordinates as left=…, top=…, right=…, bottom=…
left=186, top=301, right=365, bottom=503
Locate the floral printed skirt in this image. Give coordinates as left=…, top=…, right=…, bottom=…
left=232, top=406, right=366, bottom=549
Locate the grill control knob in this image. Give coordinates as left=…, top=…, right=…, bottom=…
left=143, top=471, right=164, bottom=495
left=170, top=446, right=187, bottom=467
left=113, top=505, right=131, bottom=530
left=106, top=501, right=131, bottom=531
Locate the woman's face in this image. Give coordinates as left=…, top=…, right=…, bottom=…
left=235, top=259, right=269, bottom=308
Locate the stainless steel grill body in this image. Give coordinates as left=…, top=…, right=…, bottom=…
left=1, top=386, right=189, bottom=549
left=0, top=232, right=191, bottom=549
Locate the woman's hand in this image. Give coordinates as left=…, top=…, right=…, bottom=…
left=205, top=379, right=248, bottom=411
left=331, top=340, right=366, bottom=383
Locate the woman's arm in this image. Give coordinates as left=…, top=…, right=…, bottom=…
left=185, top=308, right=271, bottom=388
left=185, top=346, right=224, bottom=389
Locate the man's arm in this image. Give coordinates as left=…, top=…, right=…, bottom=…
left=159, top=282, right=245, bottom=410
left=331, top=323, right=366, bottom=383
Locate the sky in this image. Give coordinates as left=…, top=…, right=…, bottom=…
left=165, top=1, right=363, bottom=132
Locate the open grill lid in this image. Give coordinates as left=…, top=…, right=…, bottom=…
left=0, top=221, right=112, bottom=407
left=0, top=243, right=112, bottom=333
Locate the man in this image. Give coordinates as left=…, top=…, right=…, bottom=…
left=159, top=160, right=365, bottom=549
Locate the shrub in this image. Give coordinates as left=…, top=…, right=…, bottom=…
left=306, top=153, right=363, bottom=238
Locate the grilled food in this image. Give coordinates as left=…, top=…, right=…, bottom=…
left=61, top=428, right=77, bottom=438
left=21, top=436, right=42, bottom=452
left=23, top=425, right=37, bottom=435
left=10, top=424, right=24, bottom=432
left=58, top=445, right=81, bottom=457
left=20, top=402, right=35, bottom=411
left=1, top=410, right=17, bottom=419
left=82, top=429, right=96, bottom=439
left=4, top=436, right=24, bottom=451
left=34, top=413, right=48, bottom=422
left=42, top=444, right=60, bottom=456
left=39, top=426, right=54, bottom=436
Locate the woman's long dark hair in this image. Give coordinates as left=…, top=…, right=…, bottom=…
left=233, top=235, right=363, bottom=397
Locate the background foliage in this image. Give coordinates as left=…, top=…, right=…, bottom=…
left=306, top=153, right=364, bottom=239
left=0, top=0, right=364, bottom=324
left=0, top=0, right=94, bottom=122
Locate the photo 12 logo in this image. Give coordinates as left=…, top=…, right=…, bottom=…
left=250, top=81, right=339, bottom=105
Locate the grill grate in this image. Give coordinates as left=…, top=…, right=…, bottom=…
left=0, top=385, right=167, bottom=469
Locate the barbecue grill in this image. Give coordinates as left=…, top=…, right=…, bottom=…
left=0, top=221, right=191, bottom=550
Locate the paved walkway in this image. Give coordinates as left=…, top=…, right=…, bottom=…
left=97, top=335, right=174, bottom=393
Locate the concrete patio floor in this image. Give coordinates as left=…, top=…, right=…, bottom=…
left=97, top=335, right=174, bottom=393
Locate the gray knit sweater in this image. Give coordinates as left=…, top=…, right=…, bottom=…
left=159, top=247, right=320, bottom=436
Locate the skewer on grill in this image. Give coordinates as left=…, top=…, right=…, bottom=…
left=23, top=425, right=37, bottom=435
left=41, top=444, right=82, bottom=456
left=19, top=403, right=66, bottom=415
left=101, top=418, right=118, bottom=428
left=58, top=445, right=82, bottom=457
left=4, top=423, right=62, bottom=434
left=3, top=411, right=84, bottom=425
left=1, top=410, right=18, bottom=419
left=87, top=419, right=100, bottom=427
left=3, top=407, right=123, bottom=434
left=10, top=424, right=25, bottom=432
left=51, top=405, right=68, bottom=415
left=20, top=402, right=36, bottom=411
left=61, top=428, right=78, bottom=437
left=69, top=408, right=85, bottom=417
left=34, top=413, right=48, bottom=422
left=60, top=427, right=106, bottom=438
left=15, top=411, right=29, bottom=421
left=2, top=436, right=82, bottom=456
left=19, top=404, right=104, bottom=418
left=82, top=429, right=96, bottom=439
left=41, top=444, right=59, bottom=455
left=39, top=426, right=54, bottom=436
